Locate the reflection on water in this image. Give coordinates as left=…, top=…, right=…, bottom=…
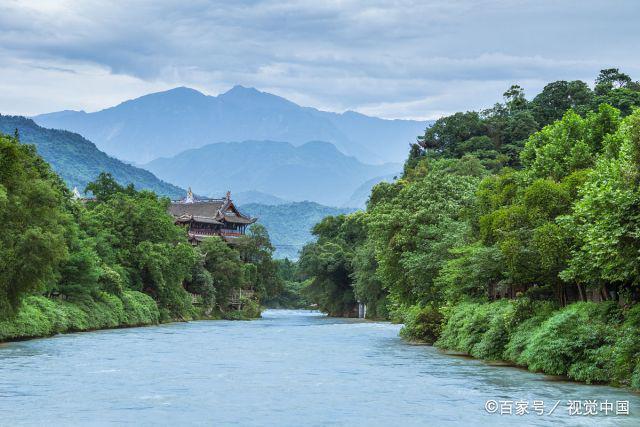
left=0, top=310, right=638, bottom=426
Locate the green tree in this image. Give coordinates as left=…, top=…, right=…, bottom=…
left=531, top=80, right=594, bottom=126
left=199, top=237, right=244, bottom=307
left=0, top=134, right=71, bottom=317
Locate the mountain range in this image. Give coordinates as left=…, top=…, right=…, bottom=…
left=0, top=115, right=183, bottom=198
left=33, top=86, right=430, bottom=165
left=143, top=140, right=400, bottom=207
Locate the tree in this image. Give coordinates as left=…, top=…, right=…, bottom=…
left=199, top=237, right=244, bottom=307
left=531, top=80, right=594, bottom=126
left=595, top=68, right=637, bottom=95
left=368, top=158, right=479, bottom=306
left=561, top=110, right=640, bottom=298
left=85, top=172, right=135, bottom=202
left=235, top=224, right=281, bottom=299
left=0, top=134, right=71, bottom=317
left=418, top=111, right=485, bottom=154
left=503, top=85, right=528, bottom=112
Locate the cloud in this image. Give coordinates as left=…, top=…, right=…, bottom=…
left=0, top=0, right=639, bottom=118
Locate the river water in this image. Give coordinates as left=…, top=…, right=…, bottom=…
left=0, top=310, right=638, bottom=426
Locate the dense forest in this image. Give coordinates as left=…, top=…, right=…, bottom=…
left=0, top=138, right=284, bottom=340
left=296, top=69, right=640, bottom=390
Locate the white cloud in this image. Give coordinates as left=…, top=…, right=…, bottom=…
left=0, top=0, right=639, bottom=119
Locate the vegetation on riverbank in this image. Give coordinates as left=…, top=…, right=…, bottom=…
left=0, top=132, right=283, bottom=342
left=296, top=68, right=640, bottom=389
left=0, top=291, right=159, bottom=341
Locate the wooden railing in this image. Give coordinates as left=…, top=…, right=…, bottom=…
left=189, top=228, right=243, bottom=237
left=189, top=228, right=218, bottom=236
left=229, top=289, right=255, bottom=307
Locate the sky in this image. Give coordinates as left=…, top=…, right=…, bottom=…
left=1, top=0, right=639, bottom=120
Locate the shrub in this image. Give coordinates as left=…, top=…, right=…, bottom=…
left=436, top=301, right=517, bottom=355
left=520, top=302, right=618, bottom=382
left=503, top=300, right=557, bottom=364
left=224, top=298, right=262, bottom=320
left=0, top=291, right=160, bottom=342
left=399, top=305, right=443, bottom=344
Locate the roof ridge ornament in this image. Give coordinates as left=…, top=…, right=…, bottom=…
left=72, top=186, right=82, bottom=200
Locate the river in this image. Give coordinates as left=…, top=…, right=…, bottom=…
left=0, top=310, right=638, bottom=426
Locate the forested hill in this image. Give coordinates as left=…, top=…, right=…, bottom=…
left=33, top=86, right=430, bottom=165
left=241, top=201, right=354, bottom=259
left=0, top=115, right=183, bottom=198
left=144, top=140, right=400, bottom=207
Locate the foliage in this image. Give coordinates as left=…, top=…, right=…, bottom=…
left=1, top=140, right=274, bottom=338
left=399, top=305, right=443, bottom=344
left=0, top=133, right=73, bottom=317
left=0, top=291, right=159, bottom=342
left=296, top=68, right=640, bottom=390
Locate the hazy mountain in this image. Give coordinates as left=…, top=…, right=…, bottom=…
left=343, top=173, right=398, bottom=209
left=143, top=140, right=401, bottom=207
left=33, top=86, right=430, bottom=165
left=0, top=115, right=184, bottom=198
left=232, top=191, right=290, bottom=206
left=241, top=201, right=355, bottom=259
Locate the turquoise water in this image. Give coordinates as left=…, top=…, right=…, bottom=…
left=0, top=310, right=638, bottom=426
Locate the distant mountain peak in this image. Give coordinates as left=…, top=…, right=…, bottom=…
left=33, top=85, right=431, bottom=165
left=218, top=84, right=298, bottom=109
left=225, top=84, right=261, bottom=95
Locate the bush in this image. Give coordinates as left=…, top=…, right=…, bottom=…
left=0, top=291, right=160, bottom=342
left=436, top=302, right=503, bottom=354
left=609, top=304, right=640, bottom=388
left=503, top=300, right=557, bottom=364
left=399, top=305, right=443, bottom=344
left=520, top=302, right=618, bottom=382
left=434, top=300, right=640, bottom=389
left=223, top=298, right=262, bottom=320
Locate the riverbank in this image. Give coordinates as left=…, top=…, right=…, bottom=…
left=0, top=292, right=261, bottom=343
left=400, top=299, right=640, bottom=392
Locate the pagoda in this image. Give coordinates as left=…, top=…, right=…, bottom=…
left=169, top=188, right=256, bottom=245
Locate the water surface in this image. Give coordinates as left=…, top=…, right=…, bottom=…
left=1, top=310, right=638, bottom=426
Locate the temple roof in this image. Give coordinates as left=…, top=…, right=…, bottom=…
left=169, top=200, right=226, bottom=218
left=169, top=192, right=256, bottom=225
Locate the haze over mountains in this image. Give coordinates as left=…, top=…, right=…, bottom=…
left=33, top=86, right=430, bottom=165
left=144, top=140, right=400, bottom=207
left=20, top=84, right=428, bottom=256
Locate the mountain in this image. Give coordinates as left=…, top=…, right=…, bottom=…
left=343, top=173, right=398, bottom=209
left=33, top=86, right=430, bottom=165
left=0, top=115, right=183, bottom=198
left=143, top=140, right=401, bottom=207
left=241, top=201, right=355, bottom=259
left=232, top=191, right=290, bottom=206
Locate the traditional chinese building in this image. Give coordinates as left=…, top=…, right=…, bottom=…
left=169, top=188, right=256, bottom=245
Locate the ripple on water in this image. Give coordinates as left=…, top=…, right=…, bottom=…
left=0, top=309, right=638, bottom=426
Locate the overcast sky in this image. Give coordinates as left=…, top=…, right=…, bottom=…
left=1, top=0, right=639, bottom=120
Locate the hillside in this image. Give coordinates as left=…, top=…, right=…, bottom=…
left=0, top=115, right=183, bottom=198
left=33, top=86, right=430, bottom=165
left=241, top=201, right=355, bottom=259
left=143, top=140, right=400, bottom=207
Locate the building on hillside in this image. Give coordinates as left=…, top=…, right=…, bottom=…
left=169, top=188, right=257, bottom=245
